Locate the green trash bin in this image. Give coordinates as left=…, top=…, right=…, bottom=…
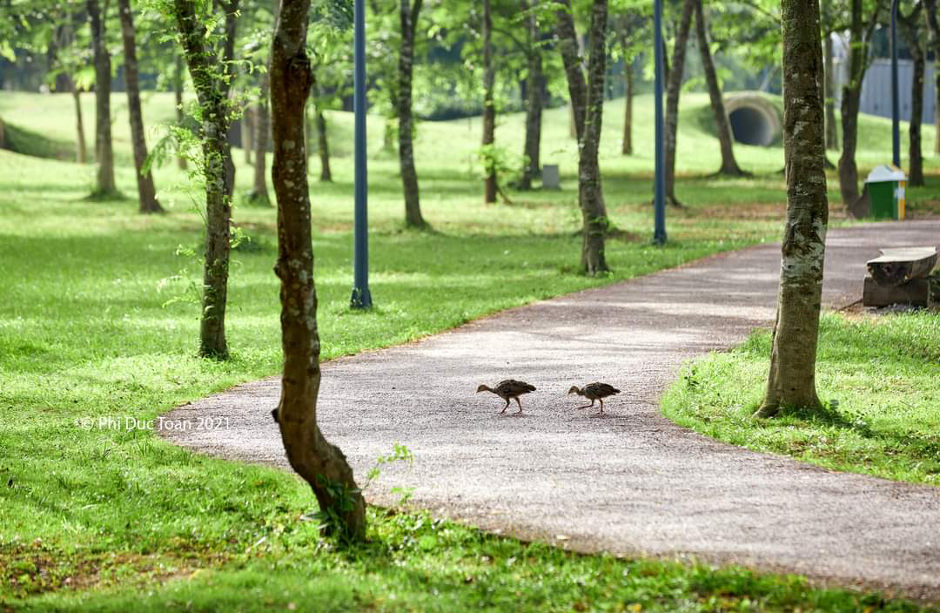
left=864, top=165, right=906, bottom=220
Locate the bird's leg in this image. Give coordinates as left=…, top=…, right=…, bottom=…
left=595, top=398, right=605, bottom=416
left=576, top=399, right=595, bottom=410
left=499, top=398, right=510, bottom=414
left=514, top=397, right=523, bottom=414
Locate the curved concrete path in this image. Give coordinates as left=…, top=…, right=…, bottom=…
left=162, top=221, right=939, bottom=601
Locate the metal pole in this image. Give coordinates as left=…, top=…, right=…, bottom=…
left=351, top=0, right=372, bottom=308
left=653, top=0, right=666, bottom=244
left=891, top=0, right=900, bottom=168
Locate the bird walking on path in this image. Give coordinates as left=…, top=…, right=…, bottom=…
left=568, top=382, right=620, bottom=415
left=476, top=379, right=536, bottom=414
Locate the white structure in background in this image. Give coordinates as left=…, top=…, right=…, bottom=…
left=831, top=31, right=938, bottom=124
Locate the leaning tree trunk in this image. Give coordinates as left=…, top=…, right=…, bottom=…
left=664, top=0, right=695, bottom=207
left=249, top=75, right=270, bottom=204
left=71, top=83, right=87, bottom=164
left=174, top=53, right=187, bottom=170
left=481, top=0, right=497, bottom=204
left=900, top=11, right=925, bottom=186
left=118, top=0, right=162, bottom=213
left=520, top=1, right=543, bottom=189
left=694, top=0, right=743, bottom=176
left=557, top=0, right=587, bottom=141
left=87, top=0, right=116, bottom=196
left=837, top=0, right=876, bottom=207
left=269, top=0, right=366, bottom=541
left=174, top=0, right=239, bottom=359
left=576, top=0, right=610, bottom=275
left=398, top=0, right=426, bottom=227
left=756, top=0, right=829, bottom=418
left=824, top=32, right=838, bottom=150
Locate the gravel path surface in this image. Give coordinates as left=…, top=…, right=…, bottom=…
left=161, top=221, right=939, bottom=601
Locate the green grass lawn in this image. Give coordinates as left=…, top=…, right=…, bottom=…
left=662, top=312, right=940, bottom=486
left=0, top=90, right=937, bottom=611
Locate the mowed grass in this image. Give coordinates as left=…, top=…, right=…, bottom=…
left=662, top=312, right=940, bottom=486
left=0, top=90, right=937, bottom=611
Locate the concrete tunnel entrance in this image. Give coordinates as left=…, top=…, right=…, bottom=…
left=723, top=93, right=782, bottom=147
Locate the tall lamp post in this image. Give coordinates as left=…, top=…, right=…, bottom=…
left=890, top=0, right=901, bottom=168
left=351, top=0, right=372, bottom=308
left=653, top=0, right=667, bottom=244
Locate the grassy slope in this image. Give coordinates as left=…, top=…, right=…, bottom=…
left=662, top=312, right=940, bottom=486
left=0, top=90, right=937, bottom=611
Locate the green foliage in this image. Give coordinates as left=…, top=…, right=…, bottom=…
left=663, top=312, right=941, bottom=486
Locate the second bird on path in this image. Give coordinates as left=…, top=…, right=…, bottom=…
left=568, top=382, right=621, bottom=415
left=476, top=379, right=536, bottom=414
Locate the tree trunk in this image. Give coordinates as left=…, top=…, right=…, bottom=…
left=837, top=0, right=877, bottom=207
left=118, top=0, right=162, bottom=214
left=398, top=0, right=426, bottom=226
left=482, top=0, right=497, bottom=204
left=242, top=109, right=253, bottom=165
left=520, top=2, right=543, bottom=190
left=87, top=0, right=116, bottom=196
left=316, top=104, right=332, bottom=182
left=664, top=0, right=695, bottom=207
left=576, top=0, right=610, bottom=275
left=756, top=0, right=829, bottom=419
left=824, top=33, right=838, bottom=150
left=174, top=0, right=239, bottom=359
left=900, top=9, right=925, bottom=187
left=249, top=75, right=270, bottom=204
left=71, top=84, right=87, bottom=164
left=556, top=0, right=587, bottom=141
left=694, top=0, right=743, bottom=176
left=924, top=0, right=940, bottom=154
left=621, top=49, right=632, bottom=155
left=270, top=0, right=366, bottom=541
left=174, top=53, right=187, bottom=170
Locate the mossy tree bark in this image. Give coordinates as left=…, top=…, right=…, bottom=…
left=837, top=0, right=879, bottom=207
left=87, top=0, right=116, bottom=196
left=556, top=0, right=609, bottom=274
left=174, top=0, right=239, bottom=359
left=694, top=0, right=744, bottom=177
left=756, top=0, right=829, bottom=419
left=270, top=0, right=366, bottom=541
left=482, top=0, right=497, bottom=204
left=118, top=0, right=162, bottom=214
left=398, top=0, right=426, bottom=226
left=520, top=1, right=544, bottom=190
left=900, top=3, right=925, bottom=187
left=664, top=0, right=695, bottom=207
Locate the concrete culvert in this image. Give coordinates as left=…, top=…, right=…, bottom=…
left=723, top=93, right=782, bottom=147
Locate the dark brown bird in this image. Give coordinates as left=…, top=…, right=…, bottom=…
left=476, top=379, right=537, bottom=414
left=568, top=382, right=620, bottom=414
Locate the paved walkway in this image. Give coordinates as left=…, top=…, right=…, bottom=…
left=161, top=221, right=939, bottom=601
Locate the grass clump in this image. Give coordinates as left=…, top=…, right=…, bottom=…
left=662, top=312, right=940, bottom=486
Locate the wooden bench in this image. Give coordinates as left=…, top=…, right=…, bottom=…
left=863, top=246, right=938, bottom=307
